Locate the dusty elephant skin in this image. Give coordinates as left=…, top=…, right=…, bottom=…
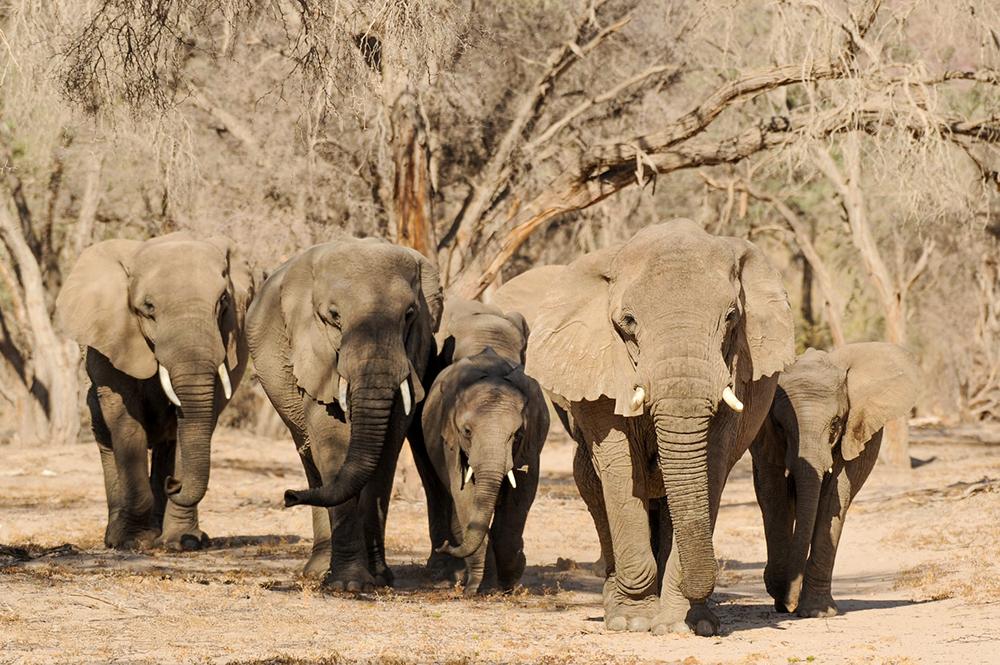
left=750, top=342, right=921, bottom=618
left=53, top=232, right=255, bottom=551
left=492, top=219, right=795, bottom=636
left=417, top=298, right=549, bottom=594
left=246, top=235, right=442, bottom=591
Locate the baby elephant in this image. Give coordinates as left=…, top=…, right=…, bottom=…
left=421, top=299, right=549, bottom=594
left=750, top=342, right=920, bottom=618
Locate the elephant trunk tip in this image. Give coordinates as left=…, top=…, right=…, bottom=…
left=164, top=475, right=203, bottom=508
left=283, top=488, right=307, bottom=508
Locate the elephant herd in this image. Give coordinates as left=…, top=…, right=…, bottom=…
left=52, top=219, right=921, bottom=637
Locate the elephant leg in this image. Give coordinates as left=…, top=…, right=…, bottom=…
left=160, top=440, right=211, bottom=551
left=295, top=435, right=335, bottom=580
left=359, top=427, right=405, bottom=588
left=592, top=434, right=658, bottom=633
left=799, top=433, right=881, bottom=618
left=98, top=389, right=158, bottom=550
left=408, top=422, right=461, bottom=581
left=573, top=441, right=614, bottom=578
left=751, top=454, right=795, bottom=611
left=150, top=440, right=175, bottom=529
left=308, top=425, right=374, bottom=592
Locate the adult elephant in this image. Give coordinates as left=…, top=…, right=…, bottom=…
left=55, top=232, right=254, bottom=550
left=247, top=236, right=442, bottom=590
left=492, top=219, right=794, bottom=636
left=750, top=343, right=920, bottom=618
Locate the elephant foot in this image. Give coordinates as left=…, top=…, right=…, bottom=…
left=603, top=576, right=657, bottom=633
left=302, top=542, right=332, bottom=579
left=159, top=528, right=210, bottom=552
left=797, top=590, right=838, bottom=618
left=323, top=560, right=376, bottom=594
left=426, top=551, right=464, bottom=584
left=497, top=551, right=526, bottom=591
left=652, top=602, right=720, bottom=637
left=105, top=516, right=159, bottom=550
left=371, top=564, right=394, bottom=588
left=774, top=599, right=792, bottom=613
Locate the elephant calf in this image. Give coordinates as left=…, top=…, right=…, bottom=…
left=750, top=342, right=920, bottom=617
left=419, top=299, right=549, bottom=594
left=55, top=233, right=254, bottom=550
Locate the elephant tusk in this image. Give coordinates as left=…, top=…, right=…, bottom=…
left=158, top=364, right=182, bottom=407
left=629, top=386, right=646, bottom=412
left=218, top=363, right=232, bottom=400
left=722, top=385, right=744, bottom=413
left=400, top=378, right=412, bottom=416
left=507, top=470, right=517, bottom=489
left=464, top=465, right=474, bottom=485
left=339, top=376, right=348, bottom=409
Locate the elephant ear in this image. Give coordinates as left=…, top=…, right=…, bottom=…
left=503, top=310, right=530, bottom=364
left=279, top=248, right=343, bottom=405
left=508, top=246, right=639, bottom=416
left=401, top=247, right=443, bottom=333
left=729, top=238, right=795, bottom=381
left=829, top=342, right=921, bottom=461
left=207, top=236, right=255, bottom=371
left=55, top=239, right=156, bottom=379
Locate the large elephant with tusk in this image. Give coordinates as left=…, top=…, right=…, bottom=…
left=247, top=235, right=442, bottom=590
left=492, top=219, right=795, bottom=636
left=55, top=233, right=255, bottom=550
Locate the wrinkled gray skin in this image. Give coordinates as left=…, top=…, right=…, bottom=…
left=493, top=220, right=795, bottom=636
left=54, top=233, right=254, bottom=550
left=417, top=299, right=549, bottom=594
left=750, top=343, right=920, bottom=618
left=246, top=236, right=442, bottom=590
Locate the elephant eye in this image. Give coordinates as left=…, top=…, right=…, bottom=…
left=725, top=306, right=738, bottom=324
left=463, top=425, right=473, bottom=439
left=140, top=297, right=155, bottom=319
left=618, top=312, right=637, bottom=336
left=327, top=307, right=342, bottom=329
left=406, top=304, right=418, bottom=321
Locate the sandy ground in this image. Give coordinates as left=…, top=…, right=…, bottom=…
left=1, top=425, right=998, bottom=665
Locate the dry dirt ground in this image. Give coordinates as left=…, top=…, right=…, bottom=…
left=2, top=425, right=999, bottom=664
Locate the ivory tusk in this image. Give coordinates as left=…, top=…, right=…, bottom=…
left=722, top=385, right=744, bottom=412
left=218, top=363, right=232, bottom=400
left=464, top=465, right=474, bottom=485
left=158, top=364, right=181, bottom=407
left=629, top=386, right=646, bottom=412
left=400, top=378, right=412, bottom=416
left=507, top=470, right=517, bottom=488
left=339, top=376, right=348, bottom=408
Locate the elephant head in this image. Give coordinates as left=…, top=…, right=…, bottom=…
left=268, top=238, right=443, bottom=508
left=435, top=298, right=529, bottom=366
left=494, top=219, right=794, bottom=602
left=55, top=232, right=254, bottom=508
left=764, top=342, right=920, bottom=609
left=424, top=349, right=546, bottom=558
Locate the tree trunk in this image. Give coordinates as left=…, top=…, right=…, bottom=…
left=0, top=200, right=80, bottom=446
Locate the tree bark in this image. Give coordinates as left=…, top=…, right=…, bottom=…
left=0, top=199, right=80, bottom=446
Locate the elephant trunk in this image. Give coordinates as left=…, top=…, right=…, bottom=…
left=163, top=358, right=221, bottom=508
left=284, top=374, right=398, bottom=508
left=439, top=470, right=503, bottom=558
left=783, top=455, right=824, bottom=611
left=654, top=400, right=716, bottom=601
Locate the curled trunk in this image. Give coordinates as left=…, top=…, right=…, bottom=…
left=439, top=471, right=502, bottom=558
left=654, top=400, right=716, bottom=602
left=284, top=383, right=395, bottom=507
